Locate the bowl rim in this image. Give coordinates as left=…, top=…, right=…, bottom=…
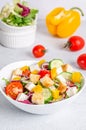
left=0, top=60, right=86, bottom=107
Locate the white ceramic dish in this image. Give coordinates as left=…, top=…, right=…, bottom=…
left=0, top=60, right=85, bottom=114
left=0, top=25, right=36, bottom=48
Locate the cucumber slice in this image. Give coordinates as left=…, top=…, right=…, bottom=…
left=42, top=88, right=53, bottom=104
left=59, top=72, right=72, bottom=80
left=49, top=59, right=64, bottom=69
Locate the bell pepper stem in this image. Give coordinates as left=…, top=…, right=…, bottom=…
left=70, top=7, right=84, bottom=16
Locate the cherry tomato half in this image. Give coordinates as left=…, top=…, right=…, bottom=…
left=77, top=53, right=86, bottom=70
left=32, top=45, right=46, bottom=58
left=65, top=36, right=85, bottom=51
left=38, top=69, right=50, bottom=78
left=5, top=81, right=23, bottom=100
left=22, top=69, right=30, bottom=77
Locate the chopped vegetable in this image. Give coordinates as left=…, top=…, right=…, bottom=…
left=5, top=81, right=23, bottom=100
left=71, top=72, right=82, bottom=83
left=49, top=59, right=64, bottom=69
left=50, top=68, right=57, bottom=79
left=42, top=88, right=53, bottom=103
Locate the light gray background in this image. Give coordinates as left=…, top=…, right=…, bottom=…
left=0, top=0, right=86, bottom=20
left=0, top=1, right=86, bottom=130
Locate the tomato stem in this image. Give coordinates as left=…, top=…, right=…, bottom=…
left=42, top=49, right=47, bottom=53
left=64, top=42, right=71, bottom=48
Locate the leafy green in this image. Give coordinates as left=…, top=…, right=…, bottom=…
left=14, top=5, right=23, bottom=14
left=2, top=78, right=10, bottom=85
left=1, top=0, right=38, bottom=27
left=2, top=8, right=38, bottom=27
left=75, top=82, right=81, bottom=91
left=22, top=1, right=28, bottom=6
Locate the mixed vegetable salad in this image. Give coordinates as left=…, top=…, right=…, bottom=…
left=4, top=59, right=84, bottom=105
left=0, top=0, right=38, bottom=27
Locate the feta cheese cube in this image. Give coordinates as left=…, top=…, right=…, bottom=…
left=11, top=75, right=21, bottom=81
left=57, top=75, right=66, bottom=83
left=16, top=93, right=28, bottom=101
left=12, top=68, right=22, bottom=75
left=25, top=82, right=35, bottom=91
left=66, top=87, right=78, bottom=97
left=49, top=86, right=56, bottom=91
left=56, top=67, right=63, bottom=75
left=29, top=64, right=40, bottom=72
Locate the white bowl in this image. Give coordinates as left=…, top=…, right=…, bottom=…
left=0, top=60, right=85, bottom=114
left=0, top=25, right=36, bottom=48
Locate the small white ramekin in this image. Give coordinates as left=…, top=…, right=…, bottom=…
left=0, top=24, right=36, bottom=48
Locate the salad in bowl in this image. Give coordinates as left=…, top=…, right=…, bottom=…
left=0, top=0, right=38, bottom=48
left=0, top=0, right=38, bottom=27
left=2, top=59, right=85, bottom=105
left=0, top=59, right=85, bottom=114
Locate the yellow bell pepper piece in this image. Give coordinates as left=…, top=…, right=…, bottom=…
left=52, top=89, right=59, bottom=99
left=37, top=59, right=46, bottom=67
left=32, top=85, right=43, bottom=93
left=71, top=72, right=82, bottom=83
left=20, top=66, right=29, bottom=71
left=12, top=76, right=21, bottom=81
left=46, top=7, right=84, bottom=38
left=50, top=67, right=57, bottom=79
left=31, top=70, right=39, bottom=74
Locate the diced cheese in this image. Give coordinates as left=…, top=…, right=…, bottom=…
left=11, top=75, right=21, bottom=81
left=57, top=75, right=66, bottom=83
left=66, top=87, right=78, bottom=97
left=40, top=75, right=54, bottom=87
left=49, top=86, right=56, bottom=91
left=56, top=67, right=63, bottom=75
left=30, top=74, right=40, bottom=84
left=16, top=93, right=28, bottom=101
left=32, top=93, right=44, bottom=105
left=29, top=64, right=40, bottom=72
left=25, top=82, right=35, bottom=91
left=12, top=68, right=22, bottom=76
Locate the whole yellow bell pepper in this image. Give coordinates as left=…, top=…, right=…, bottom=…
left=46, top=7, right=84, bottom=38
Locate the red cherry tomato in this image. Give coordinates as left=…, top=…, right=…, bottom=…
left=65, top=36, right=85, bottom=51
left=5, top=81, right=23, bottom=100
left=32, top=45, right=46, bottom=58
left=22, top=69, right=30, bottom=77
left=77, top=53, right=86, bottom=70
left=39, top=69, right=50, bottom=78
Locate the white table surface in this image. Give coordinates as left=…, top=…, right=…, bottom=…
left=0, top=20, right=86, bottom=130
